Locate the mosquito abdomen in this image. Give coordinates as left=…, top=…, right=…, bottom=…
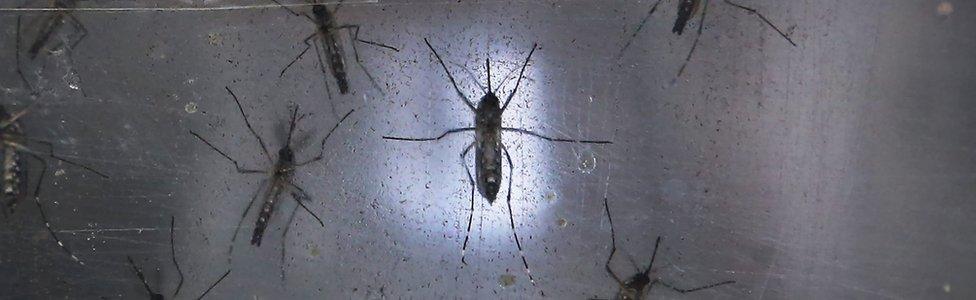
left=325, top=40, right=349, bottom=94
left=251, top=198, right=278, bottom=246
left=673, top=0, right=698, bottom=35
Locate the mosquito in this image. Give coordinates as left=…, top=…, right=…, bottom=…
left=617, top=0, right=796, bottom=81
left=273, top=0, right=400, bottom=100
left=14, top=0, right=88, bottom=94
left=189, top=87, right=354, bottom=268
left=0, top=102, right=109, bottom=265
left=383, top=38, right=612, bottom=289
left=597, top=197, right=735, bottom=299
left=126, top=216, right=232, bottom=300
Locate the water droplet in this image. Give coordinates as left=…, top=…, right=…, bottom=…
left=578, top=150, right=597, bottom=174
left=498, top=274, right=516, bottom=288
left=185, top=102, right=198, bottom=114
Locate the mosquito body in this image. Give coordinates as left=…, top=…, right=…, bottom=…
left=598, top=198, right=735, bottom=300
left=310, top=4, right=350, bottom=94
left=252, top=141, right=300, bottom=246
left=0, top=103, right=108, bottom=265
left=190, top=87, right=353, bottom=270
left=275, top=0, right=399, bottom=99
left=15, top=0, right=88, bottom=93
left=127, top=216, right=231, bottom=300
left=384, top=39, right=612, bottom=290
left=618, top=0, right=796, bottom=80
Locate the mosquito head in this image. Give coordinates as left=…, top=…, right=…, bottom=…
left=312, top=4, right=329, bottom=20
left=621, top=273, right=652, bottom=299
left=477, top=92, right=500, bottom=111
left=278, top=146, right=295, bottom=164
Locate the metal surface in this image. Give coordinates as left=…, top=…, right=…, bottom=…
left=0, top=0, right=974, bottom=299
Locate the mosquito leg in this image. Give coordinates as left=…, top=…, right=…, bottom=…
left=1, top=102, right=36, bottom=128
left=674, top=0, right=709, bottom=82
left=288, top=183, right=325, bottom=227
left=501, top=145, right=539, bottom=288
left=603, top=197, right=624, bottom=285
left=502, top=128, right=612, bottom=144
left=492, top=63, right=524, bottom=96
left=196, top=269, right=232, bottom=300
left=126, top=256, right=162, bottom=298
left=723, top=0, right=797, bottom=46
left=337, top=24, right=400, bottom=52
left=382, top=127, right=475, bottom=142
left=656, top=279, right=736, bottom=294
left=280, top=32, right=317, bottom=78
left=339, top=24, right=385, bottom=95
left=423, top=38, right=476, bottom=111
left=15, top=16, right=36, bottom=94
left=448, top=61, right=486, bottom=95
left=228, top=179, right=269, bottom=264
left=28, top=14, right=61, bottom=60
left=271, top=0, right=314, bottom=22
left=459, top=142, right=475, bottom=265
left=170, top=216, right=185, bottom=297
left=225, top=87, right=274, bottom=164
left=22, top=139, right=107, bottom=178
left=643, top=236, right=663, bottom=276
left=331, top=0, right=346, bottom=15
left=25, top=152, right=83, bottom=265
left=65, top=13, right=87, bottom=51
left=280, top=204, right=300, bottom=282
left=500, top=43, right=538, bottom=111
left=617, top=0, right=663, bottom=60
left=293, top=109, right=355, bottom=167
left=189, top=131, right=265, bottom=174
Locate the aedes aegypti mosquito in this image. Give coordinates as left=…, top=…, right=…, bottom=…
left=14, top=0, right=88, bottom=94
left=273, top=0, right=400, bottom=99
left=618, top=0, right=796, bottom=80
left=596, top=197, right=734, bottom=300
left=126, top=216, right=232, bottom=300
left=383, top=38, right=612, bottom=287
left=190, top=87, right=354, bottom=270
left=0, top=102, right=108, bottom=265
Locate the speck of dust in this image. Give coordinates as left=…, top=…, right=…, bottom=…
left=54, top=169, right=65, bottom=176
left=578, top=149, right=597, bottom=174
left=556, top=218, right=568, bottom=228
left=185, top=102, right=198, bottom=114
left=544, top=191, right=557, bottom=202
left=498, top=274, right=517, bottom=288
left=943, top=283, right=951, bottom=293
left=937, top=2, right=953, bottom=16
left=310, top=244, right=321, bottom=257
left=208, top=33, right=222, bottom=46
